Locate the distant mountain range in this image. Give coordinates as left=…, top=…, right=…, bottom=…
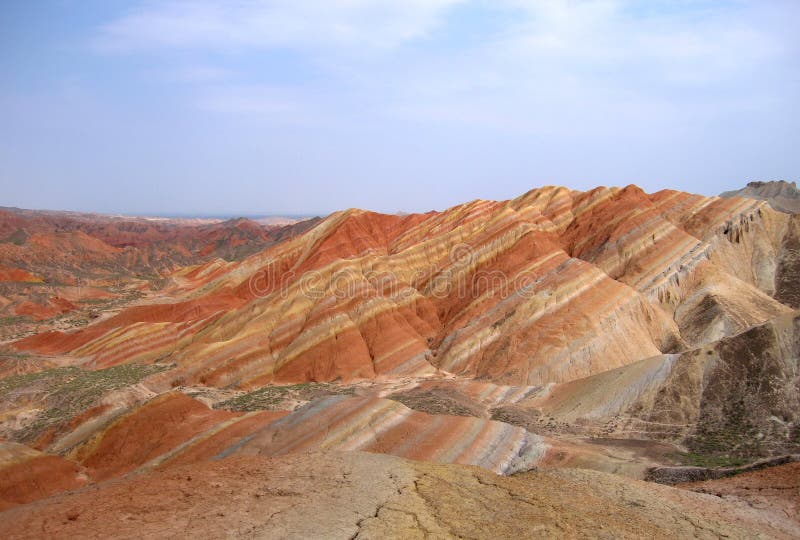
left=721, top=180, right=800, bottom=214
left=0, top=207, right=319, bottom=337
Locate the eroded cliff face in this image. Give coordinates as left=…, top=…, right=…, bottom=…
left=531, top=314, right=800, bottom=461
left=775, top=214, right=800, bottom=308
left=687, top=314, right=800, bottom=458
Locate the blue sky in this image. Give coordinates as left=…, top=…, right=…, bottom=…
left=1, top=0, right=798, bottom=216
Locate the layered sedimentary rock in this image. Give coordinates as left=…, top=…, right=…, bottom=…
left=2, top=184, right=800, bottom=536
left=227, top=395, right=544, bottom=474
left=4, top=187, right=798, bottom=417
left=0, top=442, right=89, bottom=510
left=12, top=185, right=795, bottom=390
left=529, top=313, right=800, bottom=460
left=13, top=390, right=543, bottom=478
left=0, top=207, right=315, bottom=271
left=679, top=461, right=800, bottom=530
left=775, top=214, right=800, bottom=308
left=0, top=379, right=551, bottom=510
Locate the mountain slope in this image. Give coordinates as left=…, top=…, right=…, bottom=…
left=11, top=185, right=795, bottom=389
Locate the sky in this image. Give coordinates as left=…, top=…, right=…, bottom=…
left=0, top=0, right=798, bottom=216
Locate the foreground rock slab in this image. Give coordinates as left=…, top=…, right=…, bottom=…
left=0, top=451, right=795, bottom=539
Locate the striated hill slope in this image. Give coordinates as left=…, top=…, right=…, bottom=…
left=0, top=207, right=316, bottom=277
left=11, top=185, right=796, bottom=388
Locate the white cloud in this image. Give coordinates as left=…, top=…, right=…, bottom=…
left=370, top=0, right=795, bottom=133
left=492, top=0, right=782, bottom=80
left=96, top=0, right=464, bottom=52
left=95, top=0, right=798, bottom=132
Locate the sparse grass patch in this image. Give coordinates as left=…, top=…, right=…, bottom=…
left=389, top=388, right=483, bottom=418
left=489, top=405, right=543, bottom=430
left=5, top=228, right=29, bottom=246
left=0, top=350, right=31, bottom=360
left=674, top=452, right=747, bottom=468
left=214, top=383, right=355, bottom=412
left=0, top=316, right=29, bottom=326
left=78, top=298, right=111, bottom=305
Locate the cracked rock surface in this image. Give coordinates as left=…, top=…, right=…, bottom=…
left=1, top=451, right=795, bottom=539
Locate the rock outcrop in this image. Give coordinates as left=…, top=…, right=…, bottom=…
left=0, top=208, right=318, bottom=340
left=530, top=314, right=800, bottom=461
left=0, top=452, right=795, bottom=539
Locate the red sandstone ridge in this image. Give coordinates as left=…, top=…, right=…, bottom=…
left=13, top=298, right=76, bottom=321
left=0, top=207, right=318, bottom=282
left=0, top=265, right=41, bottom=283
left=0, top=443, right=89, bottom=511
left=73, top=392, right=239, bottom=480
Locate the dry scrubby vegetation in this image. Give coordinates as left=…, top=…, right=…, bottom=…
left=0, top=363, right=172, bottom=442
left=687, top=321, right=800, bottom=462
left=388, top=388, right=484, bottom=418
left=214, top=383, right=356, bottom=412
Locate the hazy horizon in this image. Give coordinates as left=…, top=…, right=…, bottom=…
left=0, top=178, right=795, bottom=219
left=2, top=1, right=798, bottom=216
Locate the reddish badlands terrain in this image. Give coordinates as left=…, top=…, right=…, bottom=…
left=0, top=207, right=317, bottom=343
left=0, top=182, right=798, bottom=538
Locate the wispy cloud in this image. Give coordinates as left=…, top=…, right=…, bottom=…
left=95, top=0, right=464, bottom=53
left=91, top=0, right=798, bottom=130
left=7, top=0, right=787, bottom=215
left=367, top=0, right=796, bottom=133
left=100, top=1, right=796, bottom=131
left=494, top=0, right=785, bottom=84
